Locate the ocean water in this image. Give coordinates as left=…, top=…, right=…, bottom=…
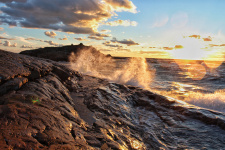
left=69, top=50, right=225, bottom=114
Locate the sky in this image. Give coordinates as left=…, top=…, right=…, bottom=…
left=0, top=0, right=225, bottom=60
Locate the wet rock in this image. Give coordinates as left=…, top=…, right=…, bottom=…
left=0, top=49, right=225, bottom=149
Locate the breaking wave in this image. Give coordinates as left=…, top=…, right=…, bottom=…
left=68, top=48, right=225, bottom=113
left=68, top=48, right=155, bottom=89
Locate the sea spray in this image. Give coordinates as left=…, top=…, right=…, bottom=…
left=185, top=90, right=225, bottom=113
left=69, top=48, right=155, bottom=89
left=111, top=57, right=155, bottom=89
left=69, top=48, right=115, bottom=77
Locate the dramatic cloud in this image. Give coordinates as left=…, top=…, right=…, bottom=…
left=104, top=19, right=138, bottom=26
left=44, top=31, right=57, bottom=38
left=103, top=0, right=137, bottom=13
left=111, top=37, right=139, bottom=46
left=59, top=37, right=68, bottom=40
left=203, top=36, right=212, bottom=41
left=0, top=27, right=3, bottom=31
left=0, top=0, right=137, bottom=34
left=74, top=37, right=89, bottom=41
left=21, top=45, right=33, bottom=48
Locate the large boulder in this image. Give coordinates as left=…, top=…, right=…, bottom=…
left=0, top=50, right=225, bottom=149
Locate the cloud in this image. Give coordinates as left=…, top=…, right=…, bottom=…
left=93, top=33, right=111, bottom=37
left=103, top=41, right=123, bottom=48
left=0, top=0, right=137, bottom=34
left=59, top=37, right=68, bottom=40
left=175, top=45, right=183, bottom=49
left=100, top=29, right=111, bottom=33
left=203, top=36, right=212, bottom=41
left=0, top=36, right=15, bottom=40
left=111, top=37, right=139, bottom=46
left=103, top=0, right=137, bottom=13
left=189, top=35, right=200, bottom=39
left=74, top=37, right=89, bottom=41
left=21, top=45, right=33, bottom=48
left=0, top=27, right=3, bottom=30
left=163, top=47, right=173, bottom=50
left=0, top=36, right=7, bottom=40
left=2, top=40, right=17, bottom=47
left=44, top=40, right=63, bottom=46
left=25, top=37, right=43, bottom=42
left=3, top=40, right=10, bottom=46
left=104, top=19, right=138, bottom=26
left=88, top=33, right=111, bottom=40
left=11, top=42, right=17, bottom=47
left=44, top=31, right=57, bottom=38
left=88, top=35, right=104, bottom=40
left=209, top=44, right=219, bottom=47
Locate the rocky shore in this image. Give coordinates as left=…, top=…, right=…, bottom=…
left=1, top=49, right=225, bottom=149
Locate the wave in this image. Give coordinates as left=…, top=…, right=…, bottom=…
left=185, top=90, right=225, bottom=113
left=68, top=48, right=225, bottom=113
left=69, top=48, right=155, bottom=89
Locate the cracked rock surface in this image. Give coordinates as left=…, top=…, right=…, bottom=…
left=0, top=50, right=225, bottom=150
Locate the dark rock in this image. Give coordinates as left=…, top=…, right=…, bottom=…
left=20, top=44, right=111, bottom=62
left=0, top=49, right=225, bottom=149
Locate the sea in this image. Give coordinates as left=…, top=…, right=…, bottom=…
left=68, top=51, right=225, bottom=114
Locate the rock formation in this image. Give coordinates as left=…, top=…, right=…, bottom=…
left=20, top=43, right=110, bottom=62
left=1, top=49, right=225, bottom=149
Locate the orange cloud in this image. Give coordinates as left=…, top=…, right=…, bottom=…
left=59, top=38, right=68, bottom=40
left=74, top=37, right=89, bottom=41
left=189, top=35, right=200, bottom=39
left=104, top=19, right=138, bottom=26
left=209, top=44, right=219, bottom=47
left=163, top=47, right=173, bottom=50
left=175, top=45, right=183, bottom=49
left=104, top=0, right=137, bottom=13
left=203, top=36, right=212, bottom=41
left=45, top=31, right=57, bottom=38
left=0, top=0, right=137, bottom=34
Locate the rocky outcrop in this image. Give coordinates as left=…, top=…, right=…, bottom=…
left=19, top=43, right=111, bottom=62
left=1, top=50, right=225, bottom=149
